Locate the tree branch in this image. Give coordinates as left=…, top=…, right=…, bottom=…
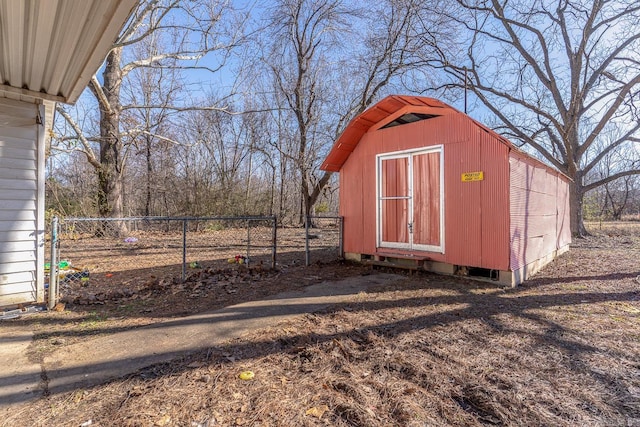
left=584, top=168, right=640, bottom=193
left=580, top=72, right=640, bottom=156
left=88, top=76, right=113, bottom=115
left=54, top=106, right=100, bottom=169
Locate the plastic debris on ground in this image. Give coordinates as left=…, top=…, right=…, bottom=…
left=45, top=259, right=90, bottom=286
left=0, top=305, right=45, bottom=321
left=228, top=255, right=248, bottom=264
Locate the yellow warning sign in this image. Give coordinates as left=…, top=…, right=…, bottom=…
left=461, top=171, right=484, bottom=182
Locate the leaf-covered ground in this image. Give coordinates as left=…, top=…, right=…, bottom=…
left=3, top=222, right=639, bottom=426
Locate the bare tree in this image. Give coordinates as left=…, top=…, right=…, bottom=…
left=48, top=0, right=451, bottom=223
left=121, top=33, right=185, bottom=216
left=425, top=0, right=640, bottom=236
left=262, top=0, right=437, bottom=224
left=52, top=0, right=245, bottom=223
left=588, top=136, right=640, bottom=220
left=263, top=0, right=349, bottom=223
left=184, top=107, right=252, bottom=213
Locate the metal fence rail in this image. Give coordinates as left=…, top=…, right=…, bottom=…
left=47, top=215, right=343, bottom=306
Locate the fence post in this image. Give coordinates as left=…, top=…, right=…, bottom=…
left=181, top=219, right=187, bottom=282
left=48, top=216, right=59, bottom=310
left=271, top=216, right=277, bottom=269
left=305, top=215, right=310, bottom=266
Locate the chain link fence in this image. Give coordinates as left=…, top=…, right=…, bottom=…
left=304, top=215, right=343, bottom=266
left=46, top=215, right=343, bottom=303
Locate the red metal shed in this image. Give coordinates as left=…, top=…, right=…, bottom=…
left=321, top=95, right=571, bottom=286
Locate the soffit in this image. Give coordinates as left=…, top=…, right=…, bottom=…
left=0, top=0, right=137, bottom=104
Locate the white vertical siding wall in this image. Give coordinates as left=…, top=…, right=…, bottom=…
left=0, top=98, right=45, bottom=307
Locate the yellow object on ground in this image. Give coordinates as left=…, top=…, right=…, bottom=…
left=238, top=371, right=255, bottom=380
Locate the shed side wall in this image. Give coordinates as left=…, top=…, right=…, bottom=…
left=556, top=172, right=571, bottom=248
left=509, top=152, right=571, bottom=271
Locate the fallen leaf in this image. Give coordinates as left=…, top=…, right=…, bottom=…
left=155, top=414, right=171, bottom=426
left=305, top=405, right=329, bottom=419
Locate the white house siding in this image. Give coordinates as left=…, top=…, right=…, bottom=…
left=0, top=98, right=45, bottom=307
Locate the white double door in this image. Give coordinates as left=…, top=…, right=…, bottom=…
left=377, top=146, right=443, bottom=253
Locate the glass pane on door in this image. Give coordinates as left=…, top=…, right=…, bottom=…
left=381, top=198, right=409, bottom=243
left=381, top=157, right=409, bottom=245
left=412, top=151, right=441, bottom=247
left=381, top=157, right=408, bottom=197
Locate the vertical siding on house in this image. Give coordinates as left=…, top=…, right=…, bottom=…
left=0, top=99, right=44, bottom=307
left=509, top=152, right=569, bottom=271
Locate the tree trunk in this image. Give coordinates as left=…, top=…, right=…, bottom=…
left=269, top=164, right=276, bottom=216
left=145, top=133, right=152, bottom=216
left=300, top=175, right=308, bottom=225
left=569, top=175, right=588, bottom=237
left=96, top=48, right=127, bottom=235
left=300, top=171, right=332, bottom=227
left=278, top=159, right=286, bottom=223
left=244, top=147, right=253, bottom=214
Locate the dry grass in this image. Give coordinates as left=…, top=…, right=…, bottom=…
left=3, top=222, right=640, bottom=426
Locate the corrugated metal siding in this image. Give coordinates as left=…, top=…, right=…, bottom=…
left=509, top=152, right=569, bottom=270
left=340, top=111, right=511, bottom=270
left=556, top=175, right=571, bottom=248
left=0, top=0, right=138, bottom=103
left=340, top=143, right=364, bottom=255
left=445, top=136, right=482, bottom=266
left=0, top=98, right=43, bottom=306
left=479, top=130, right=510, bottom=270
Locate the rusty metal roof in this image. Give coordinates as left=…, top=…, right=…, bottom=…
left=0, top=0, right=137, bottom=104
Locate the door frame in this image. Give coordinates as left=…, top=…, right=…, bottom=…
left=376, top=145, right=444, bottom=253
